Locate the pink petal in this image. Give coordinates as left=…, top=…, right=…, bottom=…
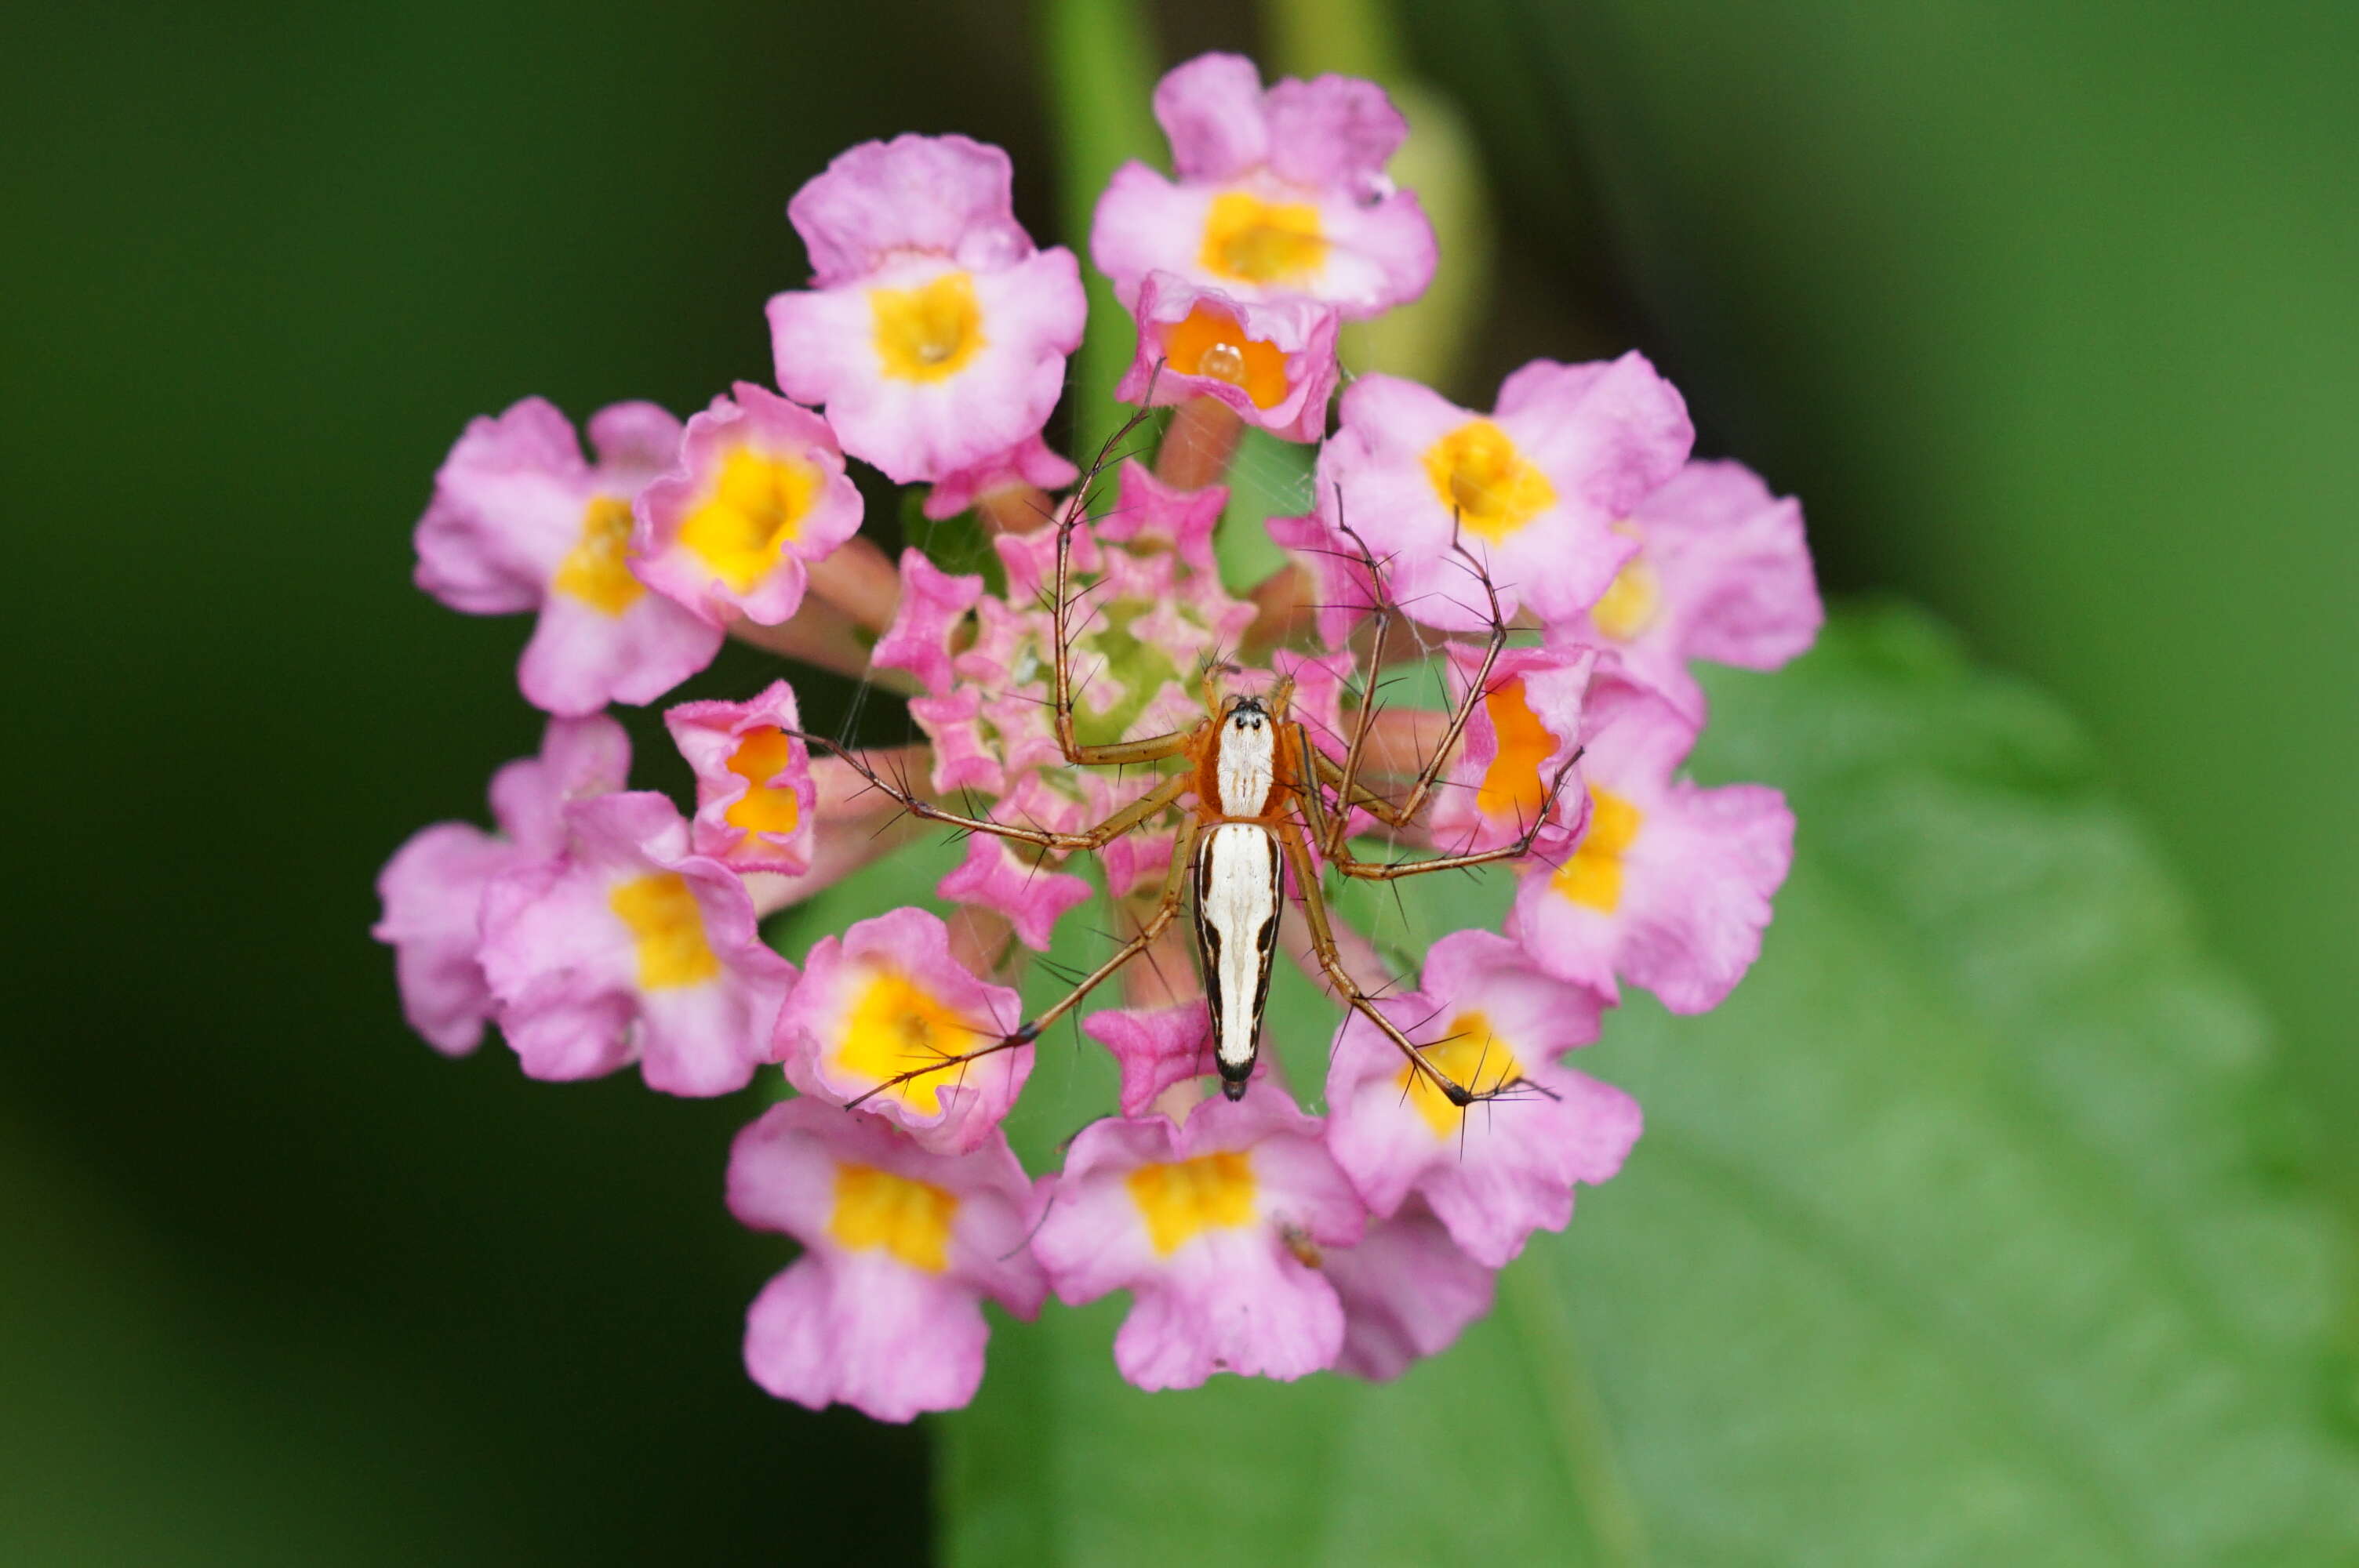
left=1095, top=459, right=1226, bottom=574
left=664, top=679, right=818, bottom=875
left=1115, top=271, right=1341, bottom=443
left=871, top=549, right=986, bottom=695
left=372, top=822, right=523, bottom=1056
left=921, top=434, right=1080, bottom=522
left=936, top=833, right=1093, bottom=953
left=774, top=906, right=1029, bottom=1153
left=1081, top=1000, right=1219, bottom=1116
left=631, top=383, right=864, bottom=629
left=1325, top=1203, right=1498, bottom=1381
left=788, top=134, right=1037, bottom=288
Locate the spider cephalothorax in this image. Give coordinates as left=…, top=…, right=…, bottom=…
left=794, top=417, right=1583, bottom=1116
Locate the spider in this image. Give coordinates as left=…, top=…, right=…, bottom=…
left=793, top=423, right=1581, bottom=1112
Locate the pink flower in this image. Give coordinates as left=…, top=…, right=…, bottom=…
left=629, top=383, right=863, bottom=628
left=1092, top=459, right=1225, bottom=575
left=774, top=906, right=1028, bottom=1154
left=663, top=679, right=816, bottom=876
left=1425, top=644, right=1598, bottom=855
left=373, top=715, right=631, bottom=1054
left=980, top=684, right=1071, bottom=786
left=1509, top=677, right=1795, bottom=1012
left=1091, top=53, right=1435, bottom=318
left=1031, top=1094, right=1365, bottom=1390
left=949, top=595, right=1030, bottom=690
left=936, top=833, right=1093, bottom=953
left=1323, top=1202, right=1499, bottom=1381
left=729, top=1097, right=1045, bottom=1423
left=1324, top=931, right=1637, bottom=1268
left=1265, top=510, right=1382, bottom=649
left=413, top=397, right=723, bottom=715
left=1554, top=459, right=1823, bottom=720
left=911, top=687, right=1001, bottom=796
left=373, top=56, right=1834, bottom=1413
left=990, top=507, right=1102, bottom=605
left=1115, top=272, right=1340, bottom=442
left=1317, top=355, right=1693, bottom=630
left=883, top=513, right=1255, bottom=922
left=920, top=434, right=1079, bottom=522
left=478, top=790, right=794, bottom=1095
left=1081, top=999, right=1265, bottom=1116
left=375, top=826, right=524, bottom=1057
left=478, top=713, right=637, bottom=860
left=767, top=135, right=1086, bottom=484
left=871, top=549, right=985, bottom=695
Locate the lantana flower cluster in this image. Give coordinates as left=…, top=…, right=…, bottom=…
left=376, top=53, right=1819, bottom=1421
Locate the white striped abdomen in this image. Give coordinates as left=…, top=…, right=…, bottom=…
left=1194, top=822, right=1281, bottom=1087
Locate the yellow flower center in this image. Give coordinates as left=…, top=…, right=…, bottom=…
left=827, top=1161, right=958, bottom=1273
left=722, top=727, right=801, bottom=838
left=1161, top=302, right=1290, bottom=408
left=551, top=495, right=645, bottom=615
left=608, top=873, right=720, bottom=990
left=1550, top=787, right=1644, bottom=914
left=678, top=447, right=822, bottom=593
left=1475, top=677, right=1559, bottom=822
left=871, top=270, right=987, bottom=383
left=1590, top=554, right=1662, bottom=641
left=832, top=965, right=985, bottom=1116
left=1398, top=1011, right=1528, bottom=1139
left=1199, top=192, right=1327, bottom=286
left=1421, top=421, right=1557, bottom=543
left=1127, top=1150, right=1257, bottom=1256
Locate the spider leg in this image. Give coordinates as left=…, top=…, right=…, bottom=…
left=1020, top=816, right=1200, bottom=1040
left=1321, top=514, right=1519, bottom=851
left=1289, top=722, right=1358, bottom=847
left=1308, top=748, right=1423, bottom=831
left=786, top=731, right=1192, bottom=855
left=1376, top=528, right=1517, bottom=828
left=1321, top=499, right=1405, bottom=856
left=1043, top=400, right=1194, bottom=767
left=1299, top=708, right=1580, bottom=882
left=841, top=818, right=1203, bottom=1110
left=1274, top=815, right=1517, bottom=1108
left=1325, top=747, right=1584, bottom=880
left=1296, top=718, right=1466, bottom=856
left=1067, top=728, right=1198, bottom=768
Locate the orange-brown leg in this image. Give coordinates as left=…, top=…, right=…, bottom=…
left=845, top=818, right=1202, bottom=1110
left=1319, top=518, right=1516, bottom=855
left=790, top=731, right=1193, bottom=855
left=1273, top=814, right=1524, bottom=1108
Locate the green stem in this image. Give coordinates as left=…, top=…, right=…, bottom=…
left=1042, top=0, right=1161, bottom=447
left=1266, top=0, right=1405, bottom=81
left=1263, top=0, right=1495, bottom=394
left=1500, top=1258, right=1652, bottom=1568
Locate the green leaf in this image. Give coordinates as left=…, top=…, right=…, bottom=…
left=937, top=606, right=2359, bottom=1565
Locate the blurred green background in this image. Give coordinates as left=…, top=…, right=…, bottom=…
left=2, top=0, right=2350, bottom=1560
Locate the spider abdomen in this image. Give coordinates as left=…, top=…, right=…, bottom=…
left=1194, top=821, right=1281, bottom=1095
